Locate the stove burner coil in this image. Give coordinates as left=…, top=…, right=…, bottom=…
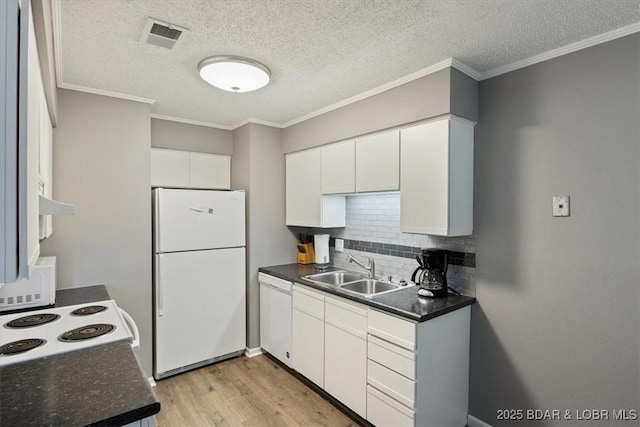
left=0, top=338, right=46, bottom=355
left=70, top=305, right=108, bottom=316
left=59, top=324, right=115, bottom=342
left=4, top=313, right=61, bottom=329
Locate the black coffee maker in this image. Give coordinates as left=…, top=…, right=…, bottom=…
left=411, top=248, right=448, bottom=298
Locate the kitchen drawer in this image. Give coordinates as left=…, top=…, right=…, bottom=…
left=367, top=360, right=415, bottom=409
left=367, top=385, right=414, bottom=427
left=368, top=308, right=416, bottom=351
left=292, top=285, right=324, bottom=319
left=325, top=295, right=367, bottom=338
left=368, top=334, right=415, bottom=380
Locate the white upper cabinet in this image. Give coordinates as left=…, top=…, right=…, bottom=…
left=286, top=149, right=346, bottom=228
left=356, top=130, right=400, bottom=193
left=286, top=149, right=322, bottom=226
left=26, top=4, right=42, bottom=265
left=189, top=152, right=231, bottom=190
left=150, top=148, right=230, bottom=190
left=321, top=140, right=355, bottom=194
left=319, top=130, right=400, bottom=194
left=151, top=149, right=190, bottom=188
left=400, top=116, right=474, bottom=236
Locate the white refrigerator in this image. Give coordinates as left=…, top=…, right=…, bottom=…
left=152, top=188, right=246, bottom=380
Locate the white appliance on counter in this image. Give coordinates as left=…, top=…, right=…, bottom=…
left=314, top=234, right=330, bottom=266
left=0, top=299, right=139, bottom=366
left=152, top=188, right=246, bottom=380
left=0, top=257, right=57, bottom=312
left=259, top=273, right=292, bottom=367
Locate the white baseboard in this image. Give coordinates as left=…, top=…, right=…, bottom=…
left=468, top=414, right=493, bottom=427
left=244, top=347, right=263, bottom=358
left=147, top=376, right=157, bottom=387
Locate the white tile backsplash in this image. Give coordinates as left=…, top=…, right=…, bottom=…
left=336, top=193, right=475, bottom=252
left=294, top=192, right=476, bottom=296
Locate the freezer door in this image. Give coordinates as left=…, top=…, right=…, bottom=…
left=154, top=248, right=246, bottom=377
left=154, top=189, right=245, bottom=253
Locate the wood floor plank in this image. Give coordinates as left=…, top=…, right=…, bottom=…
left=154, top=355, right=358, bottom=427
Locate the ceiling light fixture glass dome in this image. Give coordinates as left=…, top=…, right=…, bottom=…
left=198, top=55, right=271, bottom=93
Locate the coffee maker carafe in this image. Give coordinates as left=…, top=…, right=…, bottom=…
left=411, top=248, right=448, bottom=298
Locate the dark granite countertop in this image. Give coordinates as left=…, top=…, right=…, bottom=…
left=55, top=285, right=111, bottom=307
left=259, top=263, right=475, bottom=322
left=0, top=285, right=160, bottom=426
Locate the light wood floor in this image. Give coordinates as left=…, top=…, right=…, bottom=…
left=154, top=355, right=359, bottom=426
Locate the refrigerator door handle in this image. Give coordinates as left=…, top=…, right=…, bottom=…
left=156, top=259, right=164, bottom=317
left=153, top=189, right=161, bottom=252
left=189, top=205, right=209, bottom=213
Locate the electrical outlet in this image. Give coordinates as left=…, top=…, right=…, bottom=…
left=552, top=196, right=570, bottom=217
left=335, top=238, right=344, bottom=252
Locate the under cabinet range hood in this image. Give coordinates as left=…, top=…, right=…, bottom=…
left=39, top=196, right=76, bottom=240
left=38, top=195, right=75, bottom=215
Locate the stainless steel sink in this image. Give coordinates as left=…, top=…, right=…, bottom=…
left=303, top=270, right=365, bottom=285
left=340, top=279, right=403, bottom=297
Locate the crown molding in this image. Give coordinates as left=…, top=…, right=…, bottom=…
left=480, top=22, right=640, bottom=80
left=450, top=58, right=482, bottom=80
left=51, top=0, right=64, bottom=87
left=230, top=118, right=285, bottom=130
left=150, top=113, right=232, bottom=130
left=50, top=0, right=638, bottom=130
left=282, top=57, right=480, bottom=128
left=58, top=82, right=156, bottom=104
left=150, top=115, right=285, bottom=131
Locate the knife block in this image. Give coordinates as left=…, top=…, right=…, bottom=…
left=297, top=243, right=316, bottom=264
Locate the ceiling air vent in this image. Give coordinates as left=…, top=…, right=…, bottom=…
left=140, top=17, right=189, bottom=49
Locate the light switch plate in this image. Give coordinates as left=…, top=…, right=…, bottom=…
left=553, top=196, right=570, bottom=217
left=335, top=238, right=344, bottom=252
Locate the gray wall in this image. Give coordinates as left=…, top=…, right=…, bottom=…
left=40, top=89, right=153, bottom=376
left=151, top=118, right=232, bottom=155
left=450, top=68, right=478, bottom=123
left=282, top=67, right=477, bottom=153
left=471, top=34, right=640, bottom=425
left=231, top=125, right=251, bottom=349
left=232, top=123, right=297, bottom=348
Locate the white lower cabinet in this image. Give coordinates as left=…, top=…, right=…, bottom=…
left=367, top=385, right=415, bottom=427
left=291, top=286, right=368, bottom=417
left=289, top=284, right=471, bottom=426
left=367, top=306, right=471, bottom=427
left=291, top=286, right=325, bottom=388
left=324, top=296, right=368, bottom=418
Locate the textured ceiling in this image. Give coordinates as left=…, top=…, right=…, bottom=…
left=56, top=0, right=640, bottom=127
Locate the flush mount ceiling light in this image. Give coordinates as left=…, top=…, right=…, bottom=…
left=198, top=55, right=271, bottom=93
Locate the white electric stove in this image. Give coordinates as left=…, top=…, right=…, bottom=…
left=0, top=299, right=139, bottom=367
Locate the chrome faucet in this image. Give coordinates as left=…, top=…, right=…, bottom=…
left=347, top=254, right=375, bottom=278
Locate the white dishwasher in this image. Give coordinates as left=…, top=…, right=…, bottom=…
left=259, top=272, right=292, bottom=367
